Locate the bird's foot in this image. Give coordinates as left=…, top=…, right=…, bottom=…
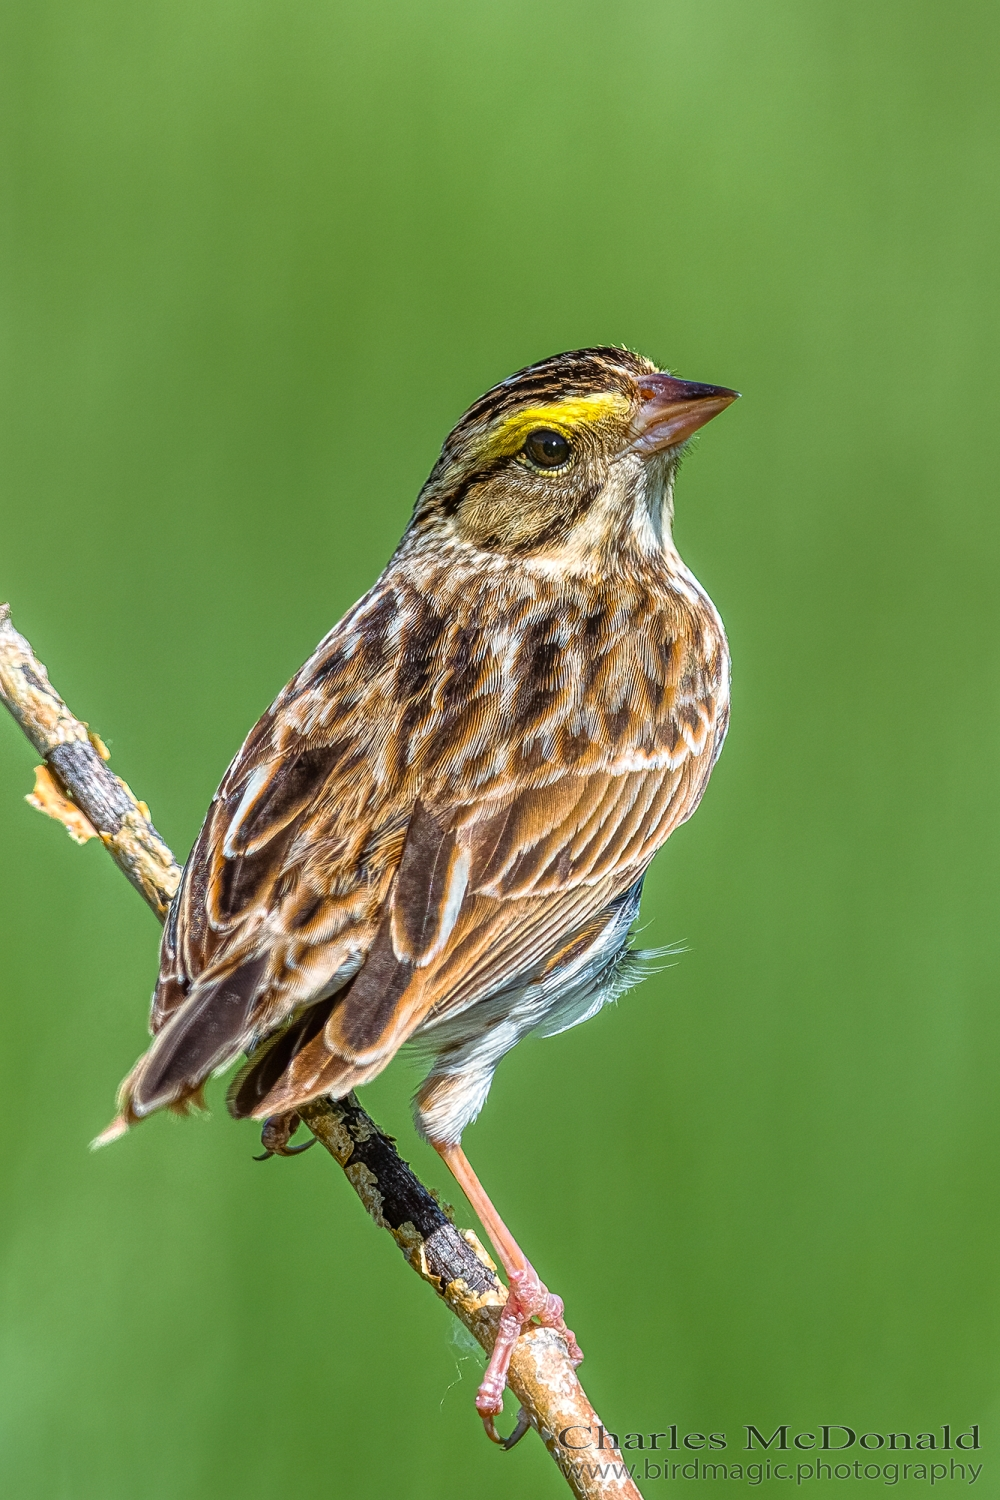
left=253, top=1111, right=317, bottom=1160
left=477, top=1263, right=583, bottom=1444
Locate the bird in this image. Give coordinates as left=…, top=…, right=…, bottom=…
left=98, top=346, right=737, bottom=1438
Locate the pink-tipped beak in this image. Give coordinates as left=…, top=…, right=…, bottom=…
left=631, top=373, right=740, bottom=455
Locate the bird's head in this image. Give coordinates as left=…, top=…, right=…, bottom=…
left=410, top=347, right=738, bottom=568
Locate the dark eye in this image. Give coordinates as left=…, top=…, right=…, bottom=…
left=522, top=429, right=571, bottom=468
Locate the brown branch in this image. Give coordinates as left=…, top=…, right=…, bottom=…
left=0, top=602, right=643, bottom=1500
left=0, top=604, right=180, bottom=919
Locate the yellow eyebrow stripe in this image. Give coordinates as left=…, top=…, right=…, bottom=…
left=479, top=392, right=630, bottom=460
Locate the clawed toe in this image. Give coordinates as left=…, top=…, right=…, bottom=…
left=500, top=1407, right=533, bottom=1450
left=508, top=1266, right=583, bottom=1363
left=475, top=1262, right=584, bottom=1438
left=253, top=1111, right=317, bottom=1160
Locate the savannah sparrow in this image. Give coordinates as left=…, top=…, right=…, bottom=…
left=100, top=347, right=737, bottom=1435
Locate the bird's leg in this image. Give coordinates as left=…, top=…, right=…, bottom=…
left=434, top=1140, right=583, bottom=1444
left=254, top=1111, right=317, bottom=1160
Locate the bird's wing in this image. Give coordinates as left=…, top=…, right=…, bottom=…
left=370, top=753, right=714, bottom=1031
left=122, top=580, right=429, bottom=1118
left=149, top=571, right=459, bottom=1041
left=121, top=563, right=728, bottom=1123
left=227, top=735, right=722, bottom=1121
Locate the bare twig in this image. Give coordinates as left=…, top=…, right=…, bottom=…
left=0, top=603, right=642, bottom=1500
left=0, top=604, right=180, bottom=918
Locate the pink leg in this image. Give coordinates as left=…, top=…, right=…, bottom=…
left=435, top=1141, right=583, bottom=1443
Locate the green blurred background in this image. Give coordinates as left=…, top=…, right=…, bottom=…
left=1, top=1, right=998, bottom=1495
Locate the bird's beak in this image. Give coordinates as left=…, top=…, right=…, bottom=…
left=630, top=374, right=740, bottom=455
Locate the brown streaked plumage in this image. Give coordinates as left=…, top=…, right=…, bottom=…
left=101, top=346, right=738, bottom=1436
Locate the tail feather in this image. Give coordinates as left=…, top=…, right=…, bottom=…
left=227, top=995, right=395, bottom=1121
left=115, top=956, right=268, bottom=1125
left=227, top=994, right=337, bottom=1118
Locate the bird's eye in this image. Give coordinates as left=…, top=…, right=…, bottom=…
left=522, top=429, right=571, bottom=468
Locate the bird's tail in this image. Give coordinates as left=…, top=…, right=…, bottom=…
left=92, top=955, right=268, bottom=1147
